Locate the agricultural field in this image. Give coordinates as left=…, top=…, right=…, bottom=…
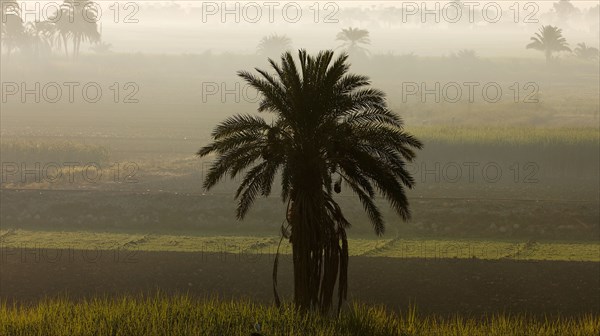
left=1, top=108, right=598, bottom=335
left=2, top=106, right=598, bottom=335
left=1, top=1, right=599, bottom=334
left=1, top=229, right=599, bottom=261
left=2, top=245, right=599, bottom=321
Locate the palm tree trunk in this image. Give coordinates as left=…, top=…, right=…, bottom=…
left=288, top=160, right=347, bottom=314
left=289, top=192, right=319, bottom=311
left=75, top=35, right=81, bottom=59
left=73, top=35, right=77, bottom=60
left=62, top=34, right=69, bottom=59
left=289, top=158, right=322, bottom=311
left=290, top=189, right=347, bottom=314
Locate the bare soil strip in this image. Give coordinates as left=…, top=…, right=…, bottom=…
left=1, top=248, right=598, bottom=318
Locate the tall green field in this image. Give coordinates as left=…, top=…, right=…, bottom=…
left=1, top=295, right=598, bottom=336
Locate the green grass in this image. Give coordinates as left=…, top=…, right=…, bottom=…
left=1, top=230, right=598, bottom=261
left=409, top=126, right=599, bottom=146
left=1, top=294, right=598, bottom=336
left=0, top=294, right=600, bottom=336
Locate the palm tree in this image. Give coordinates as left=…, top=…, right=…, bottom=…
left=452, top=49, right=478, bottom=61
left=49, top=3, right=73, bottom=58
left=574, top=42, right=599, bottom=60
left=197, top=50, right=422, bottom=313
left=1, top=1, right=24, bottom=61
left=257, top=34, right=292, bottom=57
left=24, top=20, right=56, bottom=59
left=69, top=0, right=100, bottom=58
left=336, top=27, right=370, bottom=57
left=51, top=0, right=101, bottom=59
left=526, top=25, right=571, bottom=63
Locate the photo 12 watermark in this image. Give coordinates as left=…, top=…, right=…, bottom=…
left=406, top=161, right=540, bottom=184
left=401, top=82, right=539, bottom=104
left=201, top=81, right=260, bottom=104
left=399, top=1, right=540, bottom=24
left=1, top=1, right=140, bottom=25
left=1, top=82, right=140, bottom=104
left=0, top=162, right=139, bottom=184
left=198, top=1, right=339, bottom=24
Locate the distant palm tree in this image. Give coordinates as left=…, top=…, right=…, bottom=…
left=1, top=1, right=24, bottom=60
left=257, top=34, right=292, bottom=57
left=574, top=43, right=599, bottom=60
left=1, top=15, right=23, bottom=59
left=197, top=50, right=422, bottom=313
left=51, top=0, right=101, bottom=59
left=49, top=2, right=73, bottom=58
left=24, top=21, right=56, bottom=58
left=526, top=25, right=571, bottom=63
left=336, top=27, right=370, bottom=57
left=378, top=6, right=402, bottom=28
left=69, top=0, right=100, bottom=58
left=452, top=49, right=478, bottom=61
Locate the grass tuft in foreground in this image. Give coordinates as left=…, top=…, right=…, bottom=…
left=1, top=295, right=598, bottom=336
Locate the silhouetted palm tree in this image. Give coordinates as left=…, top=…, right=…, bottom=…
left=526, top=25, right=571, bottom=63
left=197, top=50, right=422, bottom=313
left=336, top=27, right=370, bottom=57
left=1, top=1, right=24, bottom=61
left=257, top=34, right=292, bottom=57
left=50, top=0, right=100, bottom=59
left=70, top=0, right=100, bottom=58
left=574, top=43, right=599, bottom=60
left=49, top=3, right=73, bottom=58
left=24, top=21, right=56, bottom=58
